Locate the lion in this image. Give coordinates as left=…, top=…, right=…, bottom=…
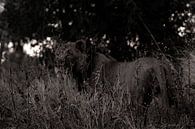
left=54, top=39, right=116, bottom=89
left=54, top=39, right=178, bottom=112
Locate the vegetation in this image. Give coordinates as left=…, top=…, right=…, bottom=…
left=0, top=58, right=195, bottom=129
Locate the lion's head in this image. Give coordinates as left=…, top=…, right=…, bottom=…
left=55, top=40, right=88, bottom=73
left=54, top=39, right=93, bottom=91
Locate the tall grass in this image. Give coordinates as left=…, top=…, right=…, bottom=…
left=0, top=59, right=195, bottom=129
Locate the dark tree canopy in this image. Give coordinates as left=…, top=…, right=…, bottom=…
left=0, top=0, right=193, bottom=60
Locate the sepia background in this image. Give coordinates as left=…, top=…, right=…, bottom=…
left=0, top=0, right=195, bottom=129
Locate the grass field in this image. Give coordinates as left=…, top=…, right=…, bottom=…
left=0, top=55, right=195, bottom=129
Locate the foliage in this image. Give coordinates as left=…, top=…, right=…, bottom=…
left=1, top=0, right=45, bottom=40
left=0, top=0, right=193, bottom=60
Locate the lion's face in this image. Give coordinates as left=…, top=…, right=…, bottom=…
left=55, top=41, right=88, bottom=72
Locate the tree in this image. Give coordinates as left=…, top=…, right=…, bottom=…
left=1, top=0, right=192, bottom=60
left=2, top=0, right=45, bottom=40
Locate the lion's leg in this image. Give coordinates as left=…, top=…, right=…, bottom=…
left=135, top=70, right=154, bottom=127
left=153, top=67, right=169, bottom=108
left=142, top=72, right=155, bottom=126
left=164, top=66, right=179, bottom=108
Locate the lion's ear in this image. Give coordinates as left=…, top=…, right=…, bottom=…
left=76, top=39, right=86, bottom=52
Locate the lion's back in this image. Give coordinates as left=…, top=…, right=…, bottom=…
left=101, top=57, right=163, bottom=90
left=103, top=57, right=163, bottom=79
